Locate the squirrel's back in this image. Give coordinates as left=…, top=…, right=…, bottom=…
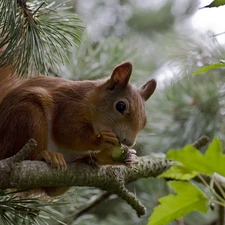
left=0, top=43, right=23, bottom=102
left=0, top=66, right=23, bottom=103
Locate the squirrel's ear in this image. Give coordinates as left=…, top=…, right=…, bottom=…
left=107, top=62, right=132, bottom=90
left=139, top=79, right=157, bottom=101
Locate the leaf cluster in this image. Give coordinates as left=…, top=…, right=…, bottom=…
left=148, top=137, right=225, bottom=225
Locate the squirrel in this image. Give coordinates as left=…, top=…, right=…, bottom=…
left=0, top=57, right=156, bottom=197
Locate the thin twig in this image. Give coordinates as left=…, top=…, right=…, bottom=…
left=213, top=178, right=225, bottom=200
left=192, top=135, right=210, bottom=149
left=219, top=205, right=225, bottom=225
left=68, top=192, right=111, bottom=224
left=10, top=139, right=37, bottom=162
left=198, top=174, right=225, bottom=204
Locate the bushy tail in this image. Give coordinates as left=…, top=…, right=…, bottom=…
left=0, top=44, right=22, bottom=103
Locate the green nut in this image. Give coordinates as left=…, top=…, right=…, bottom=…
left=111, top=144, right=129, bottom=162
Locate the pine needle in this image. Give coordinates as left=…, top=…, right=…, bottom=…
left=0, top=0, right=84, bottom=77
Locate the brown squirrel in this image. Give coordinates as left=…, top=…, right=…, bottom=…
left=0, top=59, right=156, bottom=196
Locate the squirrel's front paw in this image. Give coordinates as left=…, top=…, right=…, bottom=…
left=124, top=149, right=138, bottom=165
left=97, top=130, right=120, bottom=149
left=36, top=150, right=67, bottom=171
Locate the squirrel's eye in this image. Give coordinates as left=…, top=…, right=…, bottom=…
left=116, top=101, right=126, bottom=114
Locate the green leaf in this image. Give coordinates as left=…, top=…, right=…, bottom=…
left=203, top=0, right=225, bottom=8
left=192, top=62, right=225, bottom=74
left=159, top=164, right=199, bottom=180
left=167, top=137, right=225, bottom=176
left=148, top=181, right=209, bottom=225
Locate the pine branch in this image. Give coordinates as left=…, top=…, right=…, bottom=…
left=0, top=189, right=69, bottom=225
left=0, top=0, right=84, bottom=77
left=0, top=139, right=173, bottom=217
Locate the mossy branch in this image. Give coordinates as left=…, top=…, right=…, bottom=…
left=0, top=139, right=173, bottom=217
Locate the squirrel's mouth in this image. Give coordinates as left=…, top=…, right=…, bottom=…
left=117, top=135, right=135, bottom=148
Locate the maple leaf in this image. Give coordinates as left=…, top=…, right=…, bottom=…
left=167, top=137, right=225, bottom=176
left=148, top=181, right=209, bottom=225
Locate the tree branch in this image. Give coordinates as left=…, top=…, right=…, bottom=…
left=71, top=135, right=211, bottom=219
left=0, top=139, right=173, bottom=217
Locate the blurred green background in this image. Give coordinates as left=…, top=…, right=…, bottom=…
left=20, top=0, right=225, bottom=224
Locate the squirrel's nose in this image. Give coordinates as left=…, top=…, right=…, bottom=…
left=120, top=138, right=135, bottom=148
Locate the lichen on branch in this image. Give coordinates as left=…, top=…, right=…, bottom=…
left=0, top=139, right=173, bottom=216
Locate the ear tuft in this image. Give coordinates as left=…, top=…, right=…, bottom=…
left=107, top=62, right=132, bottom=90
left=139, top=79, right=157, bottom=101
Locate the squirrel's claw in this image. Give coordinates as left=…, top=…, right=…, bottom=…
left=97, top=130, right=120, bottom=149
left=36, top=150, right=67, bottom=171
left=124, top=149, right=138, bottom=165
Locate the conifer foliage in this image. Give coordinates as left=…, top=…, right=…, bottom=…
left=0, top=0, right=84, bottom=77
